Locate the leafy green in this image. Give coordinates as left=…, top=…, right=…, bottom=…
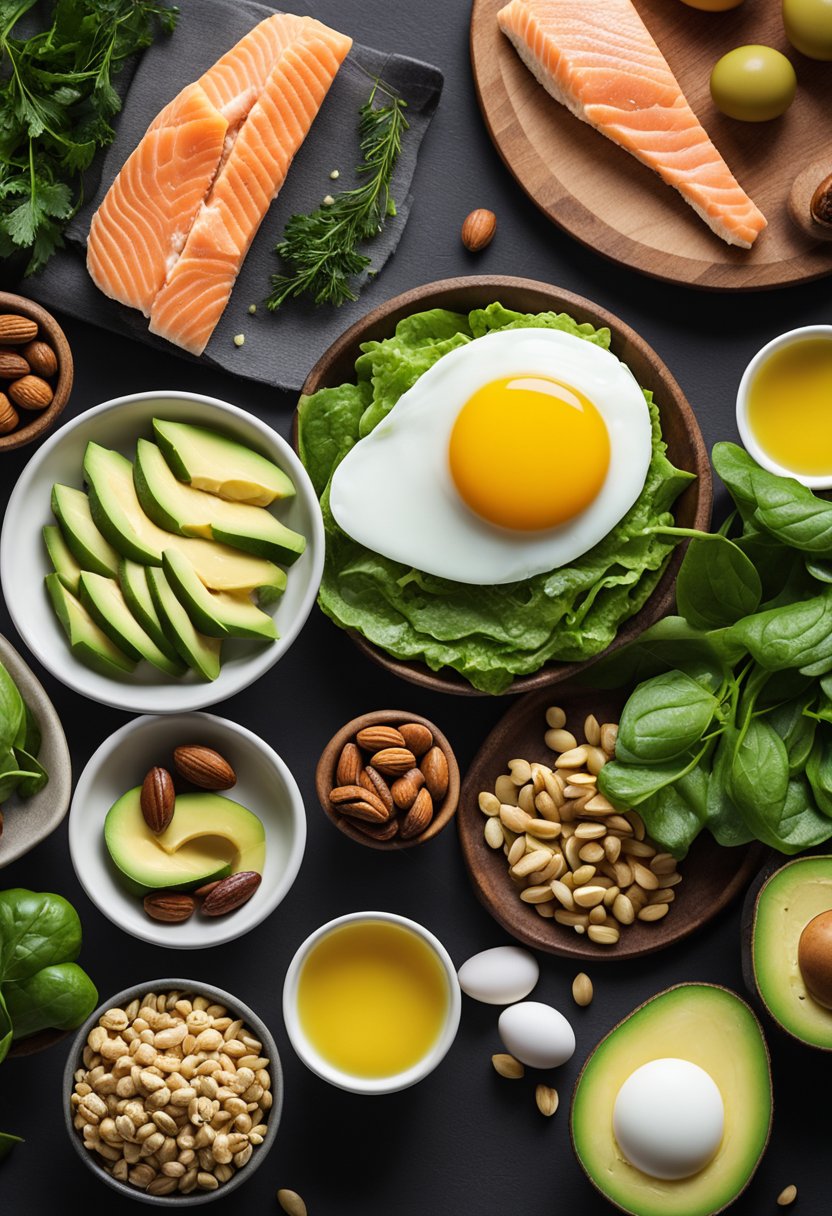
left=297, top=303, right=694, bottom=693
left=4, top=963, right=98, bottom=1038
left=268, top=80, right=408, bottom=310
left=590, top=442, right=832, bottom=855
left=0, top=1131, right=23, bottom=1161
left=0, top=0, right=178, bottom=276
left=0, top=660, right=46, bottom=804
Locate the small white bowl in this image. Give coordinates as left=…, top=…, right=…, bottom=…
left=0, top=390, right=324, bottom=713
left=69, top=712, right=306, bottom=949
left=282, top=910, right=461, bottom=1094
left=736, top=325, right=832, bottom=489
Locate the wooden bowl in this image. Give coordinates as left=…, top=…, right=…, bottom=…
left=297, top=275, right=712, bottom=696
left=458, top=682, right=765, bottom=961
left=316, top=709, right=460, bottom=851
left=0, top=292, right=73, bottom=452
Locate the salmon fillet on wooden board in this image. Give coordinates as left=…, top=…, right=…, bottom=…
left=497, top=0, right=767, bottom=249
left=86, top=13, right=352, bottom=356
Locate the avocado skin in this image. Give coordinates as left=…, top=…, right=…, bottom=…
left=146, top=567, right=221, bottom=681
left=43, top=524, right=82, bottom=595
left=45, top=574, right=135, bottom=677
left=118, top=559, right=184, bottom=665
left=51, top=484, right=121, bottom=577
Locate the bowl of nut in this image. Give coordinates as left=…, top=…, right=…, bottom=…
left=316, top=710, right=460, bottom=850
left=68, top=712, right=306, bottom=948
left=0, top=292, right=72, bottom=451
left=64, top=979, right=280, bottom=1203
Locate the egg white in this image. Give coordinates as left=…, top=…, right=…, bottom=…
left=329, top=328, right=653, bottom=585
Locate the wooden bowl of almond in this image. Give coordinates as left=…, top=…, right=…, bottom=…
left=316, top=710, right=460, bottom=850
left=0, top=292, right=73, bottom=451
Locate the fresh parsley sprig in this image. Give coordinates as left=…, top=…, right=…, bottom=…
left=267, top=80, right=409, bottom=311
left=0, top=0, right=178, bottom=276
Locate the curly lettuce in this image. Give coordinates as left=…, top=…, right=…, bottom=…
left=298, top=303, right=694, bottom=694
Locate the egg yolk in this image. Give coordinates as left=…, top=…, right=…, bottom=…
left=448, top=376, right=610, bottom=531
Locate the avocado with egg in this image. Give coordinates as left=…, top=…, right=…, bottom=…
left=162, top=548, right=280, bottom=641
left=570, top=983, right=771, bottom=1216
left=51, top=484, right=120, bottom=578
left=78, top=572, right=185, bottom=676
left=146, top=567, right=221, bottom=681
left=746, top=854, right=832, bottom=1050
left=43, top=524, right=82, bottom=595
left=152, top=418, right=295, bottom=506
left=134, top=438, right=305, bottom=566
left=83, top=442, right=286, bottom=602
left=45, top=574, right=136, bottom=677
left=104, top=787, right=265, bottom=895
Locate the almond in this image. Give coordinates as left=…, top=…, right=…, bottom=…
left=0, top=350, right=29, bottom=379
left=355, top=725, right=405, bottom=752
left=9, top=374, right=52, bottom=410
left=173, top=745, right=236, bottom=790
left=359, top=765, right=394, bottom=813
left=21, top=339, right=57, bottom=378
left=330, top=783, right=390, bottom=822
left=140, top=766, right=175, bottom=834
left=0, top=393, right=18, bottom=434
left=143, top=892, right=195, bottom=923
left=336, top=741, right=362, bottom=786
left=0, top=315, right=37, bottom=344
left=398, top=722, right=433, bottom=757
left=421, top=746, right=450, bottom=800
left=390, top=767, right=425, bottom=810
left=399, top=788, right=434, bottom=839
left=461, top=208, right=497, bottom=252
left=370, top=746, right=416, bottom=777
left=194, top=880, right=222, bottom=899
left=355, top=816, right=400, bottom=842
left=201, top=871, right=261, bottom=916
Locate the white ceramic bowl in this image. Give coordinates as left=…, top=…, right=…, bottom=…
left=0, top=390, right=324, bottom=713
left=69, top=712, right=306, bottom=948
left=736, top=325, right=832, bottom=489
left=282, top=910, right=461, bottom=1094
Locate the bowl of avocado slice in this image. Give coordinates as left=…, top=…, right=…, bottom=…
left=0, top=391, right=324, bottom=713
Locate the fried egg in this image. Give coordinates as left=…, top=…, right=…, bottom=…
left=329, top=328, right=653, bottom=585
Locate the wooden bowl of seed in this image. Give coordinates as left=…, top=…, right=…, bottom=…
left=0, top=292, right=72, bottom=451
left=316, top=709, right=460, bottom=850
left=458, top=683, right=766, bottom=961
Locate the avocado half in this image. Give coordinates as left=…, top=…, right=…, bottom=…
left=744, top=854, right=832, bottom=1051
left=570, top=983, right=772, bottom=1216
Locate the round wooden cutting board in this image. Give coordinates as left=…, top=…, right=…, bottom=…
left=470, top=0, right=832, bottom=289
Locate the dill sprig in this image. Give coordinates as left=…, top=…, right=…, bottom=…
left=267, top=80, right=408, bottom=311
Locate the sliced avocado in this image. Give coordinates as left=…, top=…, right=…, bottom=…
left=153, top=418, right=294, bottom=506
left=103, top=787, right=263, bottom=895
left=146, top=567, right=221, bottom=681
left=43, top=524, right=82, bottom=594
left=749, top=855, right=832, bottom=1050
left=135, top=439, right=305, bottom=566
left=78, top=572, right=185, bottom=676
left=45, top=574, right=136, bottom=677
left=83, top=442, right=286, bottom=603
left=571, top=983, right=771, bottom=1216
left=118, top=559, right=183, bottom=665
left=162, top=548, right=280, bottom=641
left=51, top=484, right=120, bottom=578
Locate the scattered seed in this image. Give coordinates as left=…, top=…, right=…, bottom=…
left=572, top=973, right=593, bottom=1006
left=777, top=1185, right=797, bottom=1207
left=545, top=706, right=566, bottom=729
left=583, top=715, right=601, bottom=747
left=232, top=334, right=245, bottom=347
left=278, top=1189, right=308, bottom=1216
left=535, top=1084, right=559, bottom=1117
left=329, top=168, right=340, bottom=180
left=322, top=194, right=335, bottom=206
left=484, top=817, right=504, bottom=849
left=247, top=304, right=257, bottom=315
left=492, top=1053, right=524, bottom=1079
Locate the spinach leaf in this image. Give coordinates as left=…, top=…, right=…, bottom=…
left=637, top=782, right=703, bottom=859
left=727, top=589, right=832, bottom=672
left=4, top=963, right=98, bottom=1038
left=735, top=531, right=797, bottom=600
left=0, top=890, right=81, bottom=982
left=0, top=1131, right=22, bottom=1161
left=727, top=718, right=789, bottom=835
left=769, top=778, right=832, bottom=852
left=598, top=749, right=701, bottom=808
left=20, top=705, right=40, bottom=757
left=807, top=732, right=832, bottom=817
left=676, top=535, right=761, bottom=630
left=0, top=754, right=41, bottom=802
left=616, top=670, right=719, bottom=763
left=11, top=747, right=47, bottom=798
left=807, top=559, right=832, bottom=585
left=0, top=990, right=11, bottom=1065
left=705, top=736, right=754, bottom=847
left=767, top=694, right=818, bottom=776
left=586, top=617, right=729, bottom=693
left=755, top=494, right=832, bottom=557
left=0, top=663, right=24, bottom=754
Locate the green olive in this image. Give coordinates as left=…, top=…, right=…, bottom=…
left=783, top=0, right=832, bottom=60
left=710, top=45, right=797, bottom=121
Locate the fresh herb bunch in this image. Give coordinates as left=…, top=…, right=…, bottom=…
left=0, top=0, right=178, bottom=275
left=267, top=79, right=408, bottom=311
left=590, top=442, right=832, bottom=859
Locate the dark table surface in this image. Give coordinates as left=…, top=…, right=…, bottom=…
left=2, top=1, right=830, bottom=1213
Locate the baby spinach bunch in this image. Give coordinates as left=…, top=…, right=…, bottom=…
left=594, top=442, right=832, bottom=859
left=0, top=659, right=47, bottom=803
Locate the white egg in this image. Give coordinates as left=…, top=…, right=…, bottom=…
left=613, top=1058, right=725, bottom=1180
left=329, top=328, right=653, bottom=585
left=498, top=1000, right=576, bottom=1068
left=457, top=946, right=539, bottom=1005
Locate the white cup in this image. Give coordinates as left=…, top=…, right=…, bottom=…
left=282, top=910, right=461, bottom=1094
left=736, top=324, right=832, bottom=490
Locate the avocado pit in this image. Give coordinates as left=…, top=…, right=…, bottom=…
left=798, top=909, right=832, bottom=1009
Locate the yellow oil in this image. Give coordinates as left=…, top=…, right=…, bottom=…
left=747, top=337, right=832, bottom=476
left=297, top=920, right=449, bottom=1078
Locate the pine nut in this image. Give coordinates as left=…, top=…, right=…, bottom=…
left=588, top=924, right=620, bottom=945
left=527, top=818, right=561, bottom=840
left=545, top=706, right=566, bottom=729
left=555, top=746, right=589, bottom=769
left=600, top=723, right=618, bottom=754
left=520, top=885, right=557, bottom=904
left=586, top=746, right=608, bottom=775
left=572, top=973, right=593, bottom=1006
left=507, top=836, right=526, bottom=866
left=554, top=909, right=589, bottom=927
left=579, top=842, right=605, bottom=864
left=535, top=901, right=556, bottom=918
left=572, top=864, right=596, bottom=887
left=492, top=1053, right=524, bottom=1079
left=551, top=881, right=575, bottom=910
left=478, top=791, right=501, bottom=816
left=613, top=894, right=635, bottom=925
left=484, top=817, right=504, bottom=848
left=638, top=903, right=669, bottom=921
left=629, top=810, right=646, bottom=841
left=546, top=728, right=577, bottom=753
left=534, top=791, right=560, bottom=821
left=508, top=758, right=532, bottom=786
left=574, top=885, right=606, bottom=908
left=589, top=906, right=607, bottom=925
left=604, top=835, right=621, bottom=862
left=777, top=1185, right=798, bottom=1206
left=535, top=1084, right=559, bottom=1116
left=494, top=774, right=519, bottom=805
left=518, top=783, right=536, bottom=815
left=632, top=862, right=660, bottom=891
left=500, top=805, right=532, bottom=834
left=650, top=888, right=676, bottom=904
left=575, top=822, right=605, bottom=840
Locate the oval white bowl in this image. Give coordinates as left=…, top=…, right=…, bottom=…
left=0, top=390, right=324, bottom=713
left=69, top=712, right=306, bottom=949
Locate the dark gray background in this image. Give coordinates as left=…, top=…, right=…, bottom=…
left=1, top=0, right=830, bottom=1212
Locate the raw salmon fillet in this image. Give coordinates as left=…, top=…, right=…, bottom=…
left=497, top=0, right=766, bottom=248
left=87, top=14, right=352, bottom=354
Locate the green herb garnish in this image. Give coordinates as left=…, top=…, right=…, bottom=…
left=0, top=0, right=178, bottom=276
left=267, top=80, right=408, bottom=311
